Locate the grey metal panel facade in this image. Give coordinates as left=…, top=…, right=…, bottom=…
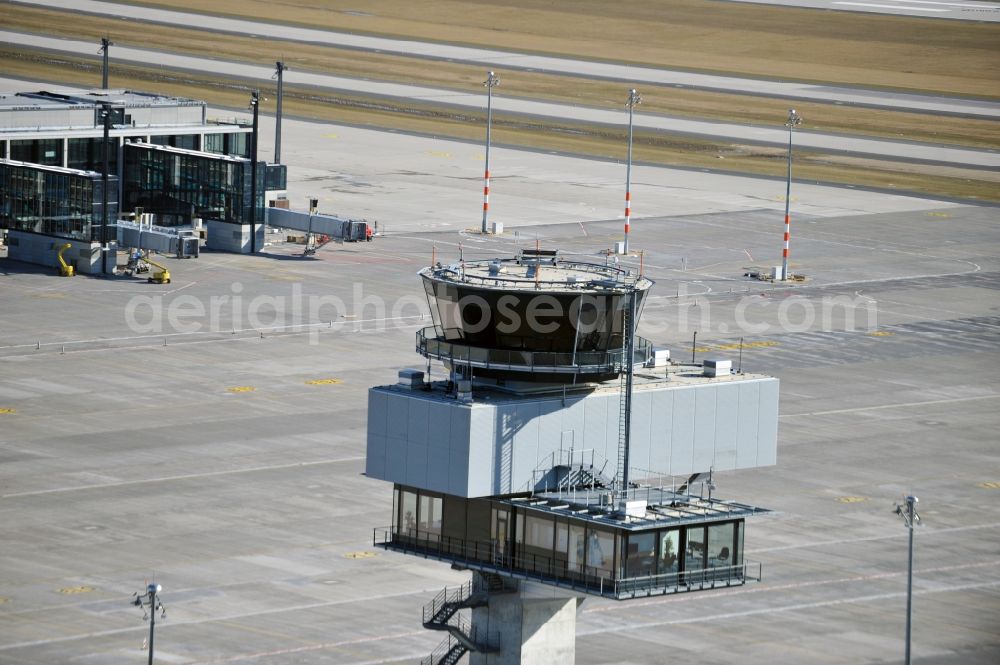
left=407, top=397, right=429, bottom=447
left=713, top=383, right=740, bottom=470
left=5, top=231, right=113, bottom=275
left=428, top=401, right=451, bottom=448
left=467, top=407, right=492, bottom=496
left=560, top=397, right=586, bottom=452
left=649, top=389, right=673, bottom=474
left=365, top=375, right=779, bottom=498
left=405, top=438, right=428, bottom=488
left=386, top=392, right=410, bottom=440
left=630, top=391, right=654, bottom=473
left=205, top=220, right=264, bottom=254
left=426, top=447, right=450, bottom=491
left=692, top=385, right=718, bottom=472
left=670, top=389, right=696, bottom=474
left=511, top=400, right=541, bottom=495
left=602, top=395, right=618, bottom=466
left=365, top=390, right=388, bottom=479
left=756, top=379, right=780, bottom=467
left=736, top=381, right=761, bottom=468
left=583, top=396, right=608, bottom=461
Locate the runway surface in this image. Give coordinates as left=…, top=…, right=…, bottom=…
left=10, top=0, right=1000, bottom=119
left=722, top=0, right=1000, bottom=22
left=4, top=29, right=999, bottom=170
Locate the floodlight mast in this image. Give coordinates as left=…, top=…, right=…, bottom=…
left=895, top=495, right=920, bottom=665
left=132, top=583, right=165, bottom=665
left=482, top=71, right=500, bottom=234
left=781, top=108, right=801, bottom=280
left=273, top=61, right=289, bottom=164
left=99, top=37, right=113, bottom=89
left=249, top=90, right=260, bottom=254
left=100, top=103, right=112, bottom=275
left=623, top=89, right=641, bottom=254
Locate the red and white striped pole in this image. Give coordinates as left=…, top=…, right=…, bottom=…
left=482, top=71, right=500, bottom=234
left=623, top=88, right=641, bottom=254
left=781, top=108, right=801, bottom=280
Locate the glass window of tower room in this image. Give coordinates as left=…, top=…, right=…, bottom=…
left=686, top=525, right=707, bottom=571
left=400, top=489, right=417, bottom=537
left=626, top=531, right=656, bottom=578
left=418, top=494, right=442, bottom=542
left=707, top=522, right=736, bottom=568
left=567, top=523, right=586, bottom=575
left=659, top=529, right=680, bottom=575
left=586, top=527, right=615, bottom=578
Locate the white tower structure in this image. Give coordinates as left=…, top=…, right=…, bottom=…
left=366, top=249, right=779, bottom=664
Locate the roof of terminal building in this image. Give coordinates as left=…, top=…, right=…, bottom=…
left=420, top=250, right=653, bottom=294
left=0, top=158, right=103, bottom=178
left=0, top=89, right=248, bottom=135
left=0, top=89, right=204, bottom=111
left=126, top=141, right=249, bottom=163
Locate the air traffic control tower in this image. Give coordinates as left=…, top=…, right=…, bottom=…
left=366, top=249, right=779, bottom=664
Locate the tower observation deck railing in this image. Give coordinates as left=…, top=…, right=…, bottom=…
left=417, top=327, right=653, bottom=375
left=426, top=258, right=645, bottom=292
left=373, top=526, right=761, bottom=601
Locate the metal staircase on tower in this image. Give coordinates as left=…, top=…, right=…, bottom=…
left=420, top=574, right=513, bottom=665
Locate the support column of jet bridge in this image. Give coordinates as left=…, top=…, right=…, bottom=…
left=366, top=249, right=780, bottom=665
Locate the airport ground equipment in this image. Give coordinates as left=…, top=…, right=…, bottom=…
left=343, top=220, right=372, bottom=242
left=366, top=248, right=779, bottom=664
left=56, top=243, right=75, bottom=277
left=267, top=208, right=375, bottom=243
left=141, top=252, right=171, bottom=284
left=176, top=234, right=200, bottom=259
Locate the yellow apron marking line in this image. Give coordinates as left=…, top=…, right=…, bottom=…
left=836, top=496, right=870, bottom=504
left=305, top=378, right=343, bottom=385
left=343, top=551, right=378, bottom=559
left=0, top=408, right=15, bottom=414
left=868, top=330, right=895, bottom=337
left=713, top=341, right=778, bottom=351
left=226, top=386, right=256, bottom=393
left=59, top=586, right=94, bottom=595
left=977, top=481, right=1000, bottom=490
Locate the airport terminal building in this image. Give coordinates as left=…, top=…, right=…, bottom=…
left=0, top=88, right=285, bottom=273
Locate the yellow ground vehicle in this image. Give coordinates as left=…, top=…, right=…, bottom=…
left=142, top=254, right=171, bottom=284
left=123, top=250, right=171, bottom=283
left=57, top=243, right=75, bottom=277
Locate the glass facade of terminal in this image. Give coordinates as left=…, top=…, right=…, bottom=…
left=381, top=485, right=748, bottom=599
left=150, top=134, right=199, bottom=151
left=2, top=131, right=250, bottom=176
left=9, top=138, right=63, bottom=167
left=201, top=132, right=250, bottom=158
left=66, top=138, right=119, bottom=173
left=0, top=161, right=117, bottom=241
left=122, top=143, right=264, bottom=225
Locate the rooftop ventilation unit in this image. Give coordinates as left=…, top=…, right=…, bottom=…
left=397, top=369, right=424, bottom=389
left=703, top=358, right=732, bottom=377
